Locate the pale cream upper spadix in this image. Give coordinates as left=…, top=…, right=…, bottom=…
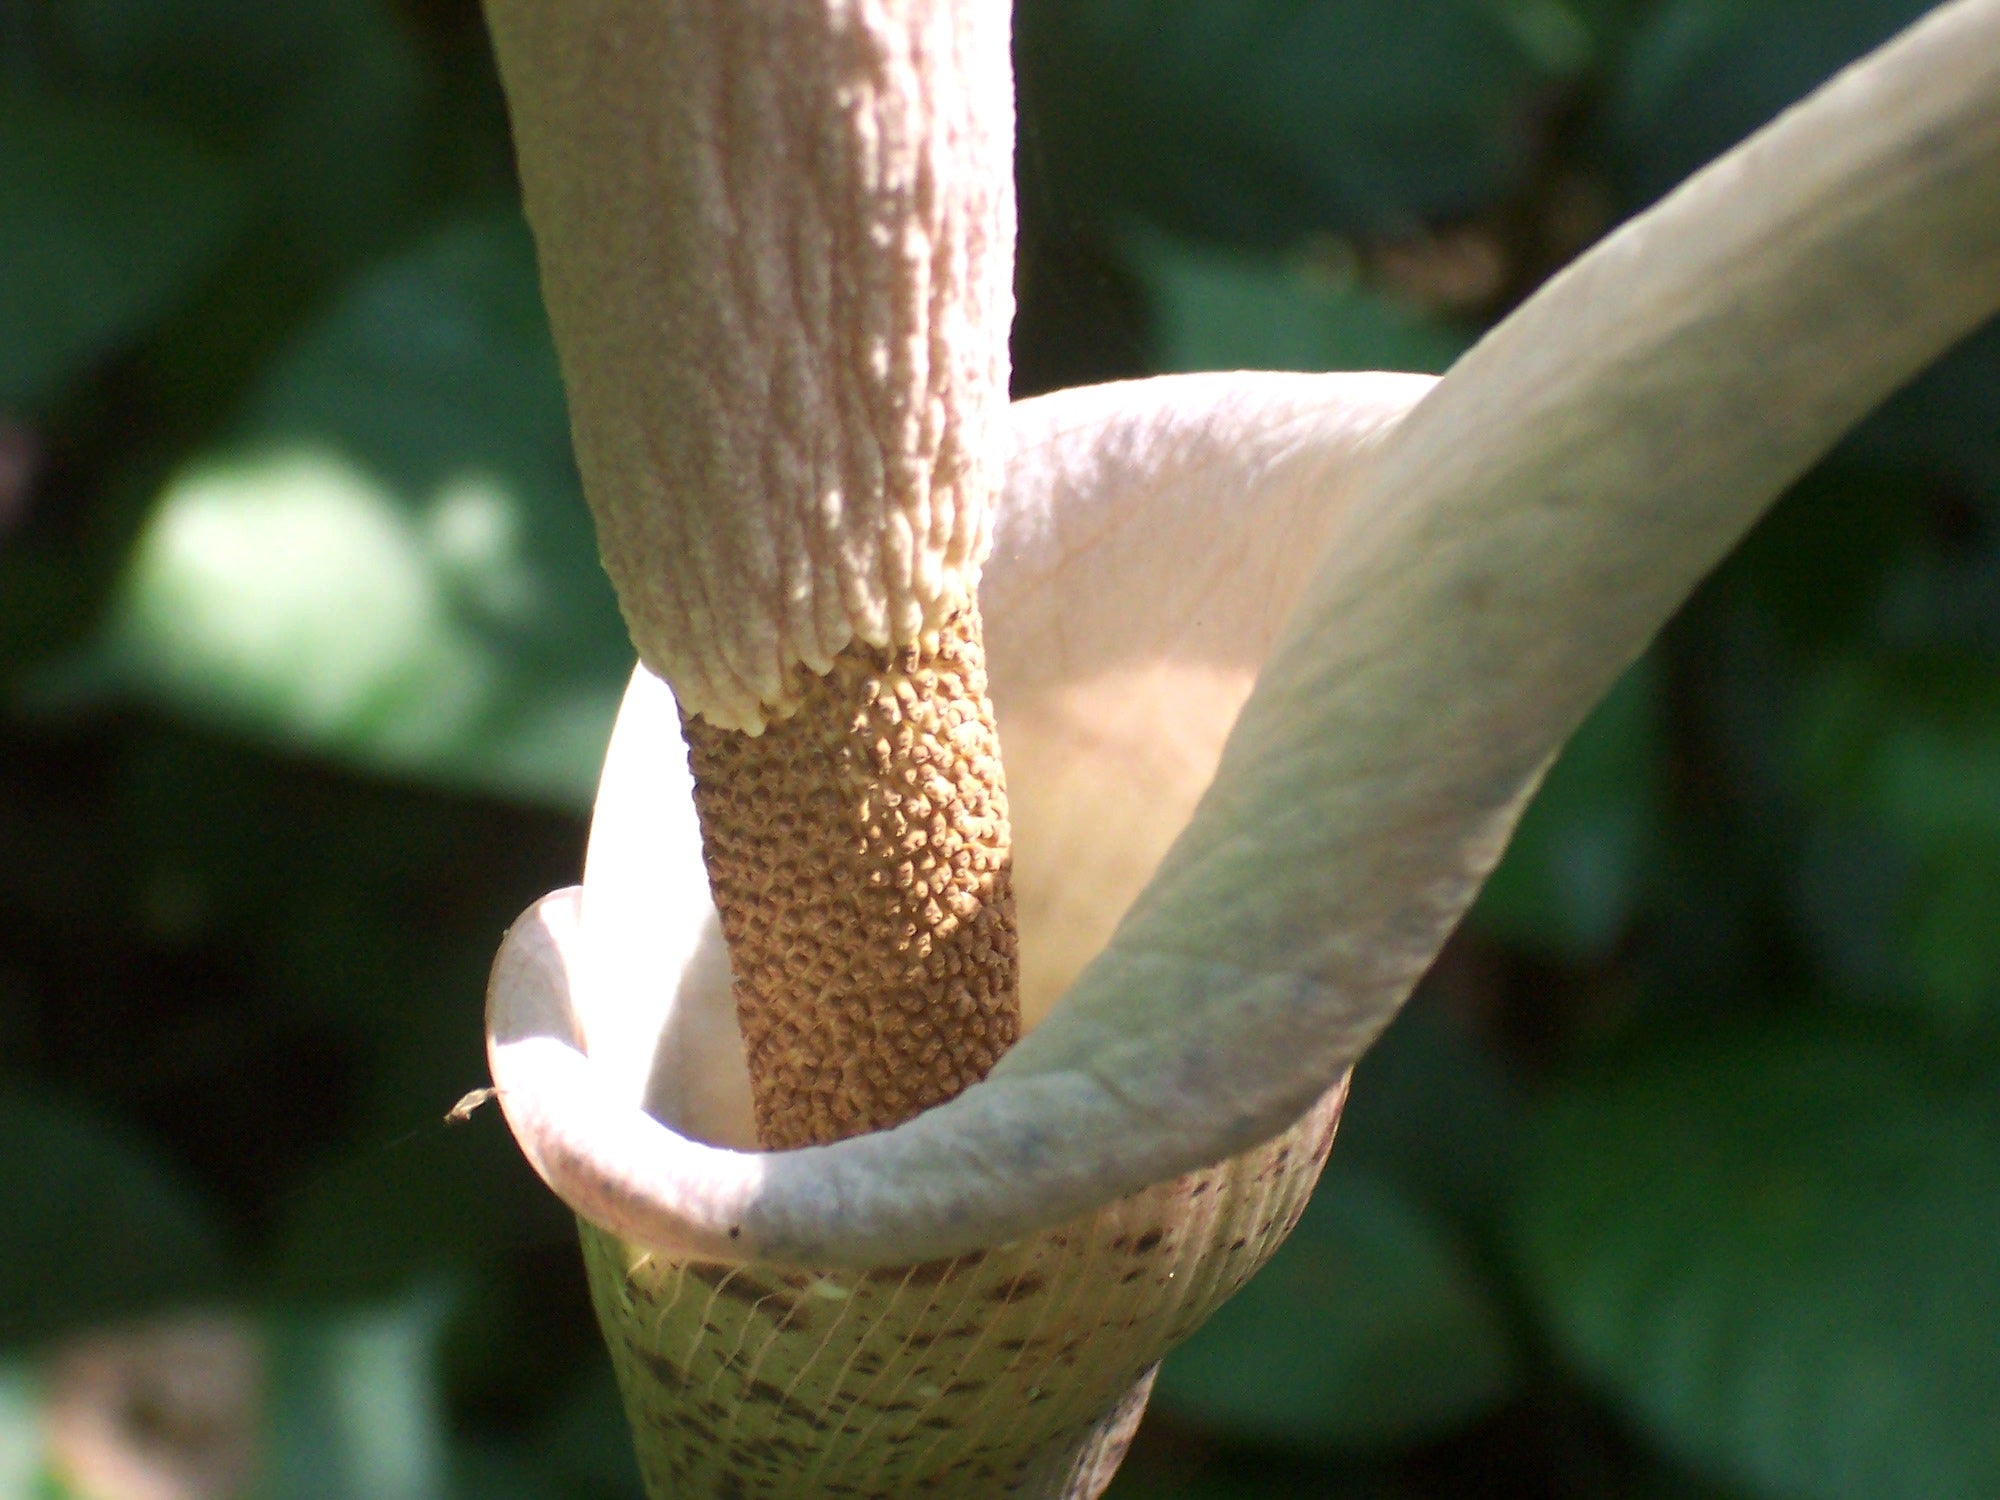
left=489, top=0, right=2000, bottom=1268
left=483, top=0, right=1013, bottom=730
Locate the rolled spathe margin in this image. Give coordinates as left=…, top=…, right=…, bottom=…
left=488, top=886, right=1353, bottom=1269
left=489, top=0, right=2000, bottom=1269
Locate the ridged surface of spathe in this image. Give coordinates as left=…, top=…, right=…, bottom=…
left=684, top=603, right=1018, bottom=1150
left=582, top=1079, right=1347, bottom=1499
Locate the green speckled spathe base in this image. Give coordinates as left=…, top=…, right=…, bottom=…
left=581, top=1080, right=1346, bottom=1498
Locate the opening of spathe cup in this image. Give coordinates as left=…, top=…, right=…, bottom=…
left=577, top=662, right=758, bottom=1149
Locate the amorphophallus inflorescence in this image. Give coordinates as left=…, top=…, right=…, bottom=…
left=477, top=1, right=2000, bottom=1495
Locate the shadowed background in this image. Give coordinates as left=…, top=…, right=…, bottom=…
left=2, top=1, right=1997, bottom=1497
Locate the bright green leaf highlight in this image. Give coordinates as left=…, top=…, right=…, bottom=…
left=0, top=1362, right=43, bottom=1498
left=86, top=219, right=629, bottom=808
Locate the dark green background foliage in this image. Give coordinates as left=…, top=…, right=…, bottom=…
left=1, top=1, right=1995, bottom=1496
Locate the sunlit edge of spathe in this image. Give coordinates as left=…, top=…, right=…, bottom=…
left=485, top=888, right=774, bottom=1263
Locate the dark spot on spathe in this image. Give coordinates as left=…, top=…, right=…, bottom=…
left=989, top=1271, right=1046, bottom=1303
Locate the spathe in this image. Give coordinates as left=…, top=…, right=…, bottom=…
left=488, top=370, right=1428, bottom=1261
left=489, top=0, right=2000, bottom=1270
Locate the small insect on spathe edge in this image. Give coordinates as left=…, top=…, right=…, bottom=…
left=446, top=1086, right=498, bottom=1125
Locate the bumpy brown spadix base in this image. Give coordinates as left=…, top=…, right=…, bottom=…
left=683, top=603, right=1020, bottom=1150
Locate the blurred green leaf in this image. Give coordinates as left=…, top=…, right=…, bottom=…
left=1491, top=0, right=1601, bottom=71
left=1724, top=465, right=1930, bottom=655
left=533, top=1368, right=647, bottom=1500
left=451, top=1444, right=563, bottom=1500
left=1108, top=1464, right=1403, bottom=1500
left=59, top=0, right=426, bottom=275
left=1625, top=1463, right=1761, bottom=1500
left=1155, top=1158, right=1518, bottom=1450
left=82, top=218, right=629, bottom=808
left=1793, top=653, right=2000, bottom=1024
left=0, top=87, right=243, bottom=410
left=1792, top=815, right=1918, bottom=1008
left=1903, top=837, right=2000, bottom=1023
left=1475, top=657, right=1664, bottom=959
left=1021, top=0, right=1558, bottom=246
left=1610, top=0, right=1935, bottom=204
left=1335, top=1000, right=1520, bottom=1224
left=1798, top=649, right=2000, bottom=845
left=1550, top=0, right=1654, bottom=53
left=268, top=1117, right=565, bottom=1305
left=1129, top=232, right=1471, bottom=375
left=1513, top=1023, right=2000, bottom=1500
left=0, top=1090, right=229, bottom=1347
left=265, top=1290, right=453, bottom=1500
left=1860, top=320, right=2000, bottom=512
left=93, top=727, right=578, bottom=1028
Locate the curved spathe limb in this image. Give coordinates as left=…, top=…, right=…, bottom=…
left=1021, top=0, right=2000, bottom=1174
left=491, top=0, right=2000, bottom=1269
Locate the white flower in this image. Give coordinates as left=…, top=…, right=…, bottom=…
left=478, top=1, right=1999, bottom=1492
left=489, top=0, right=2000, bottom=1267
